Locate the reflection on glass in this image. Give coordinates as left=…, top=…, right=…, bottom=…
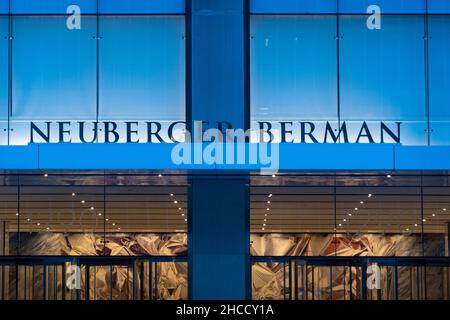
left=340, top=15, right=427, bottom=145
left=12, top=15, right=97, bottom=120
left=99, top=15, right=185, bottom=120
left=429, top=15, right=450, bottom=145
left=250, top=15, right=337, bottom=121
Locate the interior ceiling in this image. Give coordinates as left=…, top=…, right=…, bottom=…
left=250, top=186, right=450, bottom=234
left=0, top=172, right=449, bottom=234
left=0, top=175, right=189, bottom=233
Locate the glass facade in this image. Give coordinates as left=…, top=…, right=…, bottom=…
left=0, top=172, right=188, bottom=300
left=0, top=13, right=185, bottom=145
left=1, top=0, right=450, bottom=303
left=250, top=13, right=450, bottom=145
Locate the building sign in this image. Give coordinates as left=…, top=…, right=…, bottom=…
left=2, top=120, right=402, bottom=145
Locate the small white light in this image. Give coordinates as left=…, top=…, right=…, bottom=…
left=158, top=174, right=163, bottom=177
left=354, top=208, right=358, bottom=211
left=181, top=213, right=185, bottom=216
left=387, top=174, right=392, bottom=178
left=266, top=208, right=270, bottom=211
left=360, top=201, right=364, bottom=205
left=268, top=194, right=273, bottom=198
left=264, top=219, right=267, bottom=222
left=264, top=214, right=268, bottom=217
left=267, top=201, right=271, bottom=204
left=170, top=193, right=174, bottom=197
left=90, top=207, right=94, bottom=210
left=338, top=224, right=342, bottom=227
left=432, top=213, right=436, bottom=217
left=262, top=228, right=265, bottom=231
left=348, top=213, right=352, bottom=217
left=72, top=193, right=76, bottom=197
left=44, top=174, right=48, bottom=177
left=368, top=194, right=372, bottom=198
left=81, top=200, right=85, bottom=204
left=27, top=218, right=30, bottom=222
left=443, top=208, right=447, bottom=212
left=174, top=200, right=178, bottom=204
left=184, top=219, right=187, bottom=222
left=343, top=219, right=347, bottom=222
left=178, top=207, right=182, bottom=210
left=37, top=223, right=41, bottom=226
left=15, top=212, right=19, bottom=216
left=98, top=213, right=102, bottom=216
left=46, top=227, right=50, bottom=231
left=414, top=223, right=418, bottom=227
left=117, top=227, right=121, bottom=230
left=105, top=218, right=109, bottom=221
left=271, top=174, right=276, bottom=178
left=422, top=219, right=427, bottom=222
left=263, top=224, right=266, bottom=226
left=112, top=223, right=116, bottom=226
left=406, top=228, right=410, bottom=232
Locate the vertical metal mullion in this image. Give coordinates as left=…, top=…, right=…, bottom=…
left=140, top=261, right=144, bottom=300
left=329, top=266, right=333, bottom=300
left=311, top=265, right=315, bottom=301
left=61, top=264, right=66, bottom=301
left=288, top=260, right=292, bottom=300
left=7, top=0, right=13, bottom=145
left=149, top=261, right=153, bottom=301
left=424, top=0, right=431, bottom=145
left=154, top=262, right=158, bottom=300
left=305, top=264, right=309, bottom=300
left=349, top=263, right=353, bottom=301
left=361, top=259, right=367, bottom=300
left=336, top=0, right=342, bottom=135
left=109, top=265, right=112, bottom=300
left=132, top=262, right=136, bottom=301
left=294, top=261, right=298, bottom=300
left=95, top=0, right=100, bottom=124
left=43, top=265, right=47, bottom=301
left=283, top=262, right=286, bottom=300
left=394, top=262, right=399, bottom=301
left=85, top=265, right=90, bottom=301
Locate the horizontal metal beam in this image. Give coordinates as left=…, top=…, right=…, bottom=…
left=0, top=0, right=185, bottom=14
left=1, top=143, right=450, bottom=171
left=250, top=0, right=450, bottom=14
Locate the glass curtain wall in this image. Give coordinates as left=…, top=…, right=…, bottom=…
left=250, top=172, right=450, bottom=300
left=0, top=11, right=185, bottom=145
left=0, top=171, right=188, bottom=300
left=250, top=13, right=450, bottom=145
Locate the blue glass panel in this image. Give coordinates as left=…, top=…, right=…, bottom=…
left=339, top=0, right=426, bottom=14
left=11, top=0, right=97, bottom=14
left=99, top=0, right=185, bottom=14
left=0, top=0, right=8, bottom=14
left=340, top=15, right=427, bottom=145
left=250, top=0, right=337, bottom=14
left=429, top=15, right=450, bottom=145
left=250, top=15, right=337, bottom=121
left=0, top=16, right=7, bottom=121
left=0, top=16, right=7, bottom=145
left=12, top=16, right=97, bottom=120
left=99, top=16, right=185, bottom=120
left=250, top=0, right=431, bottom=14
left=428, top=0, right=450, bottom=14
